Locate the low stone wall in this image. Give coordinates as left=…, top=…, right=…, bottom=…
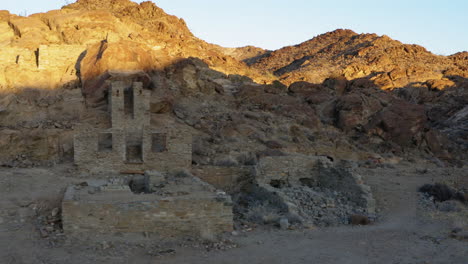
left=62, top=178, right=233, bottom=239
left=256, top=155, right=332, bottom=186
left=0, top=129, right=74, bottom=165
left=192, top=165, right=253, bottom=193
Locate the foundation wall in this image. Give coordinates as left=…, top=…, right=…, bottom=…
left=192, top=166, right=253, bottom=193
left=62, top=186, right=233, bottom=237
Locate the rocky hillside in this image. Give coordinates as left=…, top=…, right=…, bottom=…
left=241, top=29, right=468, bottom=162
left=248, top=29, right=467, bottom=89
left=0, top=0, right=270, bottom=94
left=0, top=0, right=466, bottom=167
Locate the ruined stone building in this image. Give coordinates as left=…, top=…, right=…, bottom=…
left=74, top=81, right=192, bottom=174
left=65, top=81, right=233, bottom=238
left=0, top=44, right=87, bottom=90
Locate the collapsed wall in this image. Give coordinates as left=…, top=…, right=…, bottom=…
left=256, top=155, right=375, bottom=213
left=234, top=154, right=376, bottom=227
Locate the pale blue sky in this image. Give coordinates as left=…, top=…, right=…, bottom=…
left=2, top=0, right=467, bottom=55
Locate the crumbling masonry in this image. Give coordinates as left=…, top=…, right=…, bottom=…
left=64, top=81, right=233, bottom=238
left=74, top=81, right=192, bottom=174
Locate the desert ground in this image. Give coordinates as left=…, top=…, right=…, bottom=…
left=1, top=162, right=466, bottom=264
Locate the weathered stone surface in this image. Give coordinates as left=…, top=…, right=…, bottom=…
left=44, top=10, right=131, bottom=45
left=366, top=100, right=427, bottom=147
left=256, top=155, right=375, bottom=213
left=423, top=129, right=451, bottom=159
left=0, top=44, right=85, bottom=91
left=192, top=166, right=253, bottom=193
left=234, top=154, right=376, bottom=227
left=80, top=41, right=157, bottom=99
left=74, top=82, right=192, bottom=174
left=335, top=93, right=384, bottom=132
left=426, top=79, right=456, bottom=90
left=62, top=175, right=233, bottom=238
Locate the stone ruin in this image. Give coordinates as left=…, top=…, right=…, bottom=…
left=62, top=175, right=233, bottom=239
left=63, top=81, right=377, bottom=239
left=74, top=81, right=192, bottom=174
left=63, top=81, right=233, bottom=239
left=253, top=155, right=376, bottom=226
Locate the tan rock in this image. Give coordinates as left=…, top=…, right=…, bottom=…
left=426, top=79, right=455, bottom=90
left=44, top=10, right=131, bottom=45
left=80, top=40, right=157, bottom=98
left=0, top=21, right=14, bottom=46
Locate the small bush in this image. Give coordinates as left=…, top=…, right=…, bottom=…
left=419, top=183, right=466, bottom=203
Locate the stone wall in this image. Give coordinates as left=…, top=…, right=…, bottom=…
left=110, top=81, right=150, bottom=130
left=0, top=47, right=35, bottom=90
left=62, top=178, right=233, bottom=238
left=0, top=44, right=86, bottom=90
left=256, top=155, right=332, bottom=186
left=74, top=126, right=192, bottom=174
left=74, top=81, right=192, bottom=174
left=0, top=129, right=74, bottom=165
left=37, top=45, right=86, bottom=70
left=192, top=166, right=253, bottom=193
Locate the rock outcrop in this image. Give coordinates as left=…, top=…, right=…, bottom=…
left=247, top=29, right=464, bottom=92
left=0, top=0, right=271, bottom=94
left=0, top=0, right=466, bottom=166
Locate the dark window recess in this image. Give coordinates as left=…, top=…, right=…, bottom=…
left=126, top=133, right=143, bottom=163
left=299, top=178, right=316, bottom=188
left=34, top=49, right=39, bottom=67
left=151, top=133, right=167, bottom=153
left=129, top=175, right=151, bottom=194
left=98, top=133, right=113, bottom=152
left=270, top=179, right=287, bottom=189
left=123, top=87, right=134, bottom=118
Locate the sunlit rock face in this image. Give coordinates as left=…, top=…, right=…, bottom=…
left=79, top=40, right=157, bottom=99
left=0, top=0, right=270, bottom=92
left=0, top=0, right=466, bottom=165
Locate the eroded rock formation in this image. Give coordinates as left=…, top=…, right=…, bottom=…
left=0, top=0, right=466, bottom=167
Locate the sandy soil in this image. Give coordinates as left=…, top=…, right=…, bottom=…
left=0, top=163, right=467, bottom=264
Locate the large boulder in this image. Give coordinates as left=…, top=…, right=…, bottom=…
left=334, top=92, right=384, bottom=132
left=80, top=40, right=157, bottom=99
left=365, top=100, right=427, bottom=147
left=426, top=79, right=456, bottom=91
left=164, top=58, right=225, bottom=96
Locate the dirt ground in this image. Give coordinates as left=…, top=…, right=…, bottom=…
left=0, top=162, right=467, bottom=264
